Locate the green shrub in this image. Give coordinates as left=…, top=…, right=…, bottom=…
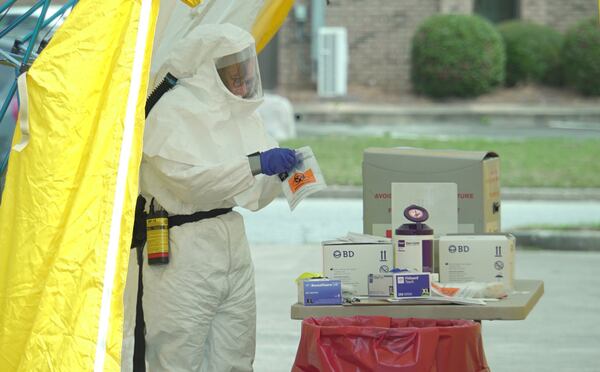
left=411, top=14, right=505, bottom=98
left=561, top=17, right=600, bottom=96
left=498, top=21, right=563, bottom=86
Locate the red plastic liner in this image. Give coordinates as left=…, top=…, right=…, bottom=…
left=292, top=316, right=489, bottom=372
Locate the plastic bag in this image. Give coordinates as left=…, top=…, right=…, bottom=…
left=281, top=146, right=327, bottom=210
left=292, top=316, right=489, bottom=372
left=432, top=281, right=508, bottom=299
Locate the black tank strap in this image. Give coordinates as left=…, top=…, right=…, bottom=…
left=168, top=208, right=233, bottom=228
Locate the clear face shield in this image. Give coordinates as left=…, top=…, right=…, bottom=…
left=216, top=45, right=263, bottom=100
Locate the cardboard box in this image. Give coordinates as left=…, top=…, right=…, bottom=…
left=393, top=273, right=431, bottom=299
left=363, top=148, right=501, bottom=237
left=323, top=240, right=393, bottom=296
left=368, top=274, right=394, bottom=297
left=298, top=279, right=342, bottom=306
left=439, top=234, right=516, bottom=290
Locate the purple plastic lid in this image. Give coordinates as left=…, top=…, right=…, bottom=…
left=404, top=205, right=429, bottom=223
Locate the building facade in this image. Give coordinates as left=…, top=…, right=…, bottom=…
left=273, top=0, right=598, bottom=94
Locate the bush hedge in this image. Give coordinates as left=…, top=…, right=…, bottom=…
left=498, top=21, right=563, bottom=86
left=411, top=14, right=505, bottom=98
left=561, top=17, right=600, bottom=96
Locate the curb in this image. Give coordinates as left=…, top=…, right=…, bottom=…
left=513, top=230, right=600, bottom=251
left=294, top=103, right=600, bottom=127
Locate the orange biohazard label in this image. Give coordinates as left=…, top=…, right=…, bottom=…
left=431, top=282, right=460, bottom=297
left=288, top=169, right=316, bottom=193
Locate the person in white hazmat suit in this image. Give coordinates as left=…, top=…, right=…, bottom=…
left=134, top=23, right=297, bottom=371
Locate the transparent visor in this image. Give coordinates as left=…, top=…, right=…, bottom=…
left=215, top=45, right=263, bottom=100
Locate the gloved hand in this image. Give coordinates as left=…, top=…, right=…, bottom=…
left=259, top=148, right=297, bottom=176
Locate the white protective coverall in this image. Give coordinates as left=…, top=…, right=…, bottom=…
left=137, top=23, right=281, bottom=371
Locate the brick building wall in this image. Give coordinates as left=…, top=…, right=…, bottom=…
left=326, top=0, right=438, bottom=93
left=521, top=0, right=597, bottom=32
left=277, top=0, right=598, bottom=95
left=277, top=0, right=314, bottom=90
left=278, top=0, right=440, bottom=93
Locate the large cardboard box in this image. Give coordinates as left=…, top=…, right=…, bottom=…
left=438, top=234, right=516, bottom=290
left=322, top=240, right=393, bottom=296
left=363, top=148, right=500, bottom=237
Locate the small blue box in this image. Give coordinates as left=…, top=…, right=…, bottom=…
left=393, top=273, right=431, bottom=299
left=299, top=279, right=342, bottom=306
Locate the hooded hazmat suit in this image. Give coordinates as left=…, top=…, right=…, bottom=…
left=125, top=23, right=284, bottom=371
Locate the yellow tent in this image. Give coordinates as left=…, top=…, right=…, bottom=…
left=0, top=0, right=293, bottom=370
left=0, top=0, right=159, bottom=370
left=253, top=0, right=295, bottom=53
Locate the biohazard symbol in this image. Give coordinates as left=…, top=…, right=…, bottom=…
left=288, top=169, right=316, bottom=193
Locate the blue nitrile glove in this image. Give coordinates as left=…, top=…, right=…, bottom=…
left=259, top=148, right=297, bottom=176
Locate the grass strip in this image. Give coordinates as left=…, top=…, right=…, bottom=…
left=281, top=136, right=600, bottom=187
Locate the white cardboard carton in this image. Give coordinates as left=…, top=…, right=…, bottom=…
left=439, top=234, right=516, bottom=290
left=323, top=238, right=393, bottom=296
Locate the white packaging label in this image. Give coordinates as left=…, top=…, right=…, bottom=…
left=393, top=234, right=433, bottom=272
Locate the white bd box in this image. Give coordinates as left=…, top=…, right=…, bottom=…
left=439, top=234, right=516, bottom=290
left=322, top=239, right=392, bottom=296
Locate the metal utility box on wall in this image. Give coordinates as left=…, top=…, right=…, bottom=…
left=317, top=27, right=348, bottom=97
left=363, top=148, right=501, bottom=237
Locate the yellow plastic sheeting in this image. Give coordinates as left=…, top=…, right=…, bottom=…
left=180, top=0, right=203, bottom=7
left=0, top=0, right=158, bottom=370
left=252, top=0, right=295, bottom=52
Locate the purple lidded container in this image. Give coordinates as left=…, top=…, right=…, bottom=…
left=393, top=205, right=434, bottom=272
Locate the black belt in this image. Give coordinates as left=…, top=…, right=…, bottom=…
left=168, top=207, right=233, bottom=228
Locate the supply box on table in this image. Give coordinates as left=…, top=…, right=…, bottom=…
left=438, top=234, right=516, bottom=290
left=322, top=239, right=393, bottom=296
left=368, top=274, right=394, bottom=297
left=393, top=272, right=432, bottom=299
left=362, top=147, right=501, bottom=237
left=297, top=278, right=342, bottom=306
